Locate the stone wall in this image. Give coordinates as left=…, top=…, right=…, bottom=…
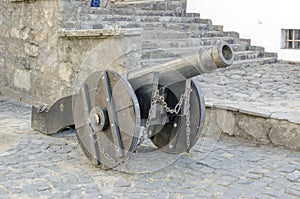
left=0, top=0, right=61, bottom=103
left=0, top=0, right=142, bottom=105
left=109, top=0, right=187, bottom=13
left=56, top=29, right=142, bottom=100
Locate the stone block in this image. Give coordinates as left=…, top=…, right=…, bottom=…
left=216, top=109, right=236, bottom=136
left=25, top=43, right=39, bottom=57
left=58, top=62, right=73, bottom=83
left=202, top=108, right=222, bottom=138
left=0, top=58, right=4, bottom=68
left=32, top=75, right=67, bottom=105
left=19, top=27, right=30, bottom=41
left=269, top=120, right=300, bottom=150
left=9, top=28, right=20, bottom=39
left=14, top=55, right=36, bottom=70
left=14, top=69, right=31, bottom=91
left=33, top=33, right=47, bottom=42
left=142, top=31, right=191, bottom=40
left=1, top=26, right=9, bottom=38
left=237, top=115, right=271, bottom=144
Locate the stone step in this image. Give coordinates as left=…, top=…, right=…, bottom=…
left=234, top=51, right=263, bottom=61
left=85, top=21, right=214, bottom=31
left=80, top=14, right=206, bottom=25
left=80, top=7, right=199, bottom=17
left=141, top=22, right=212, bottom=31
left=142, top=42, right=249, bottom=54
left=80, top=21, right=216, bottom=31
left=140, top=29, right=225, bottom=39
left=191, top=30, right=224, bottom=38
left=263, top=52, right=278, bottom=58
left=142, top=44, right=254, bottom=60
left=240, top=38, right=251, bottom=45
left=233, top=57, right=277, bottom=66
left=224, top=31, right=240, bottom=38
left=230, top=44, right=251, bottom=52
left=110, top=0, right=187, bottom=12
left=141, top=55, right=277, bottom=69
left=249, top=45, right=265, bottom=52
left=142, top=37, right=240, bottom=49
left=142, top=48, right=186, bottom=59
left=142, top=31, right=192, bottom=40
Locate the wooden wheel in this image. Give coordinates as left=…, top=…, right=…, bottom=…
left=73, top=70, right=141, bottom=169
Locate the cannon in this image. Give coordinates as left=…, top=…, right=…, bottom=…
left=32, top=41, right=234, bottom=169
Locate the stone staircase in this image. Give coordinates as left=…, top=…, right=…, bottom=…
left=77, top=3, right=277, bottom=68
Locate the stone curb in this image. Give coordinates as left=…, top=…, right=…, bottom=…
left=204, top=106, right=300, bottom=150
left=211, top=103, right=300, bottom=125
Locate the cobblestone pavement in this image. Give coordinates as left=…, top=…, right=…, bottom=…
left=197, top=63, right=300, bottom=124
left=0, top=95, right=300, bottom=198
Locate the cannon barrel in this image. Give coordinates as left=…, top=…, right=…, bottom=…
left=126, top=41, right=234, bottom=125
left=127, top=41, right=234, bottom=85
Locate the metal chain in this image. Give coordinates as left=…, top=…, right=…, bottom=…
left=137, top=85, right=192, bottom=150
left=98, top=142, right=118, bottom=164
left=89, top=125, right=118, bottom=165
left=135, top=91, right=158, bottom=147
